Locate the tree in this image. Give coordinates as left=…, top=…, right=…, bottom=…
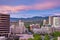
left=33, top=34, right=42, bottom=40
left=40, top=21, right=43, bottom=27
left=53, top=37, right=57, bottom=40
left=44, top=34, right=50, bottom=40
left=52, top=31, right=60, bottom=37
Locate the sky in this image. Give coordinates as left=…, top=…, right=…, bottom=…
left=0, top=0, right=60, bottom=18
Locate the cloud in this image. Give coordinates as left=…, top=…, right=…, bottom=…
left=0, top=1, right=60, bottom=14
left=30, top=2, right=59, bottom=10
left=53, top=12, right=60, bottom=16
left=0, top=5, right=28, bottom=14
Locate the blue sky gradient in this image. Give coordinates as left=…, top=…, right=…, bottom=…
left=0, top=0, right=60, bottom=18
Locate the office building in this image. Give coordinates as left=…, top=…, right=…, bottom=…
left=43, top=19, right=47, bottom=25
left=53, top=16, right=60, bottom=27
left=18, top=20, right=26, bottom=33
left=49, top=16, right=53, bottom=25
left=0, top=13, right=10, bottom=37
left=10, top=20, right=26, bottom=34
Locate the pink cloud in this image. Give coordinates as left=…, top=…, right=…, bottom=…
left=31, top=1, right=60, bottom=10
left=0, top=1, right=59, bottom=14
left=53, top=12, right=60, bottom=15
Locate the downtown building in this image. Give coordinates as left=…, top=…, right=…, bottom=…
left=48, top=16, right=60, bottom=27
left=0, top=13, right=10, bottom=37
left=10, top=20, right=26, bottom=34
left=48, top=16, right=53, bottom=25
left=53, top=16, right=60, bottom=27
left=30, top=24, right=40, bottom=31
left=42, top=16, right=60, bottom=33
left=48, top=16, right=60, bottom=32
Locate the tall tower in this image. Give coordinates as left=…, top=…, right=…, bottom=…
left=43, top=19, right=47, bottom=25
left=18, top=20, right=26, bottom=33
left=0, top=13, right=10, bottom=37
left=49, top=16, right=53, bottom=25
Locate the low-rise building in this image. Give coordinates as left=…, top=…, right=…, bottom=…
left=33, top=27, right=52, bottom=34
left=16, top=34, right=34, bottom=40
left=30, top=24, right=40, bottom=31
left=56, top=36, right=60, bottom=40
left=54, top=27, right=60, bottom=32
left=33, top=24, right=53, bottom=34
left=0, top=36, right=6, bottom=40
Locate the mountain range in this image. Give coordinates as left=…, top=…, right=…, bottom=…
left=10, top=16, right=48, bottom=22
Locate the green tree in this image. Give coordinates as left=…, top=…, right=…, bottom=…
left=53, top=37, right=57, bottom=40
left=33, top=34, right=42, bottom=40
left=52, top=31, right=60, bottom=37
left=24, top=23, right=30, bottom=28
left=40, top=21, right=43, bottom=27
left=44, top=34, right=50, bottom=40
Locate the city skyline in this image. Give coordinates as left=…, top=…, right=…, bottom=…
left=0, top=0, right=60, bottom=18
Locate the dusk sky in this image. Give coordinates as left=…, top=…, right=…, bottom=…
left=0, top=0, right=60, bottom=18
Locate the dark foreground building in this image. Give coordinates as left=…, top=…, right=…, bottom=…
left=0, top=13, right=10, bottom=37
